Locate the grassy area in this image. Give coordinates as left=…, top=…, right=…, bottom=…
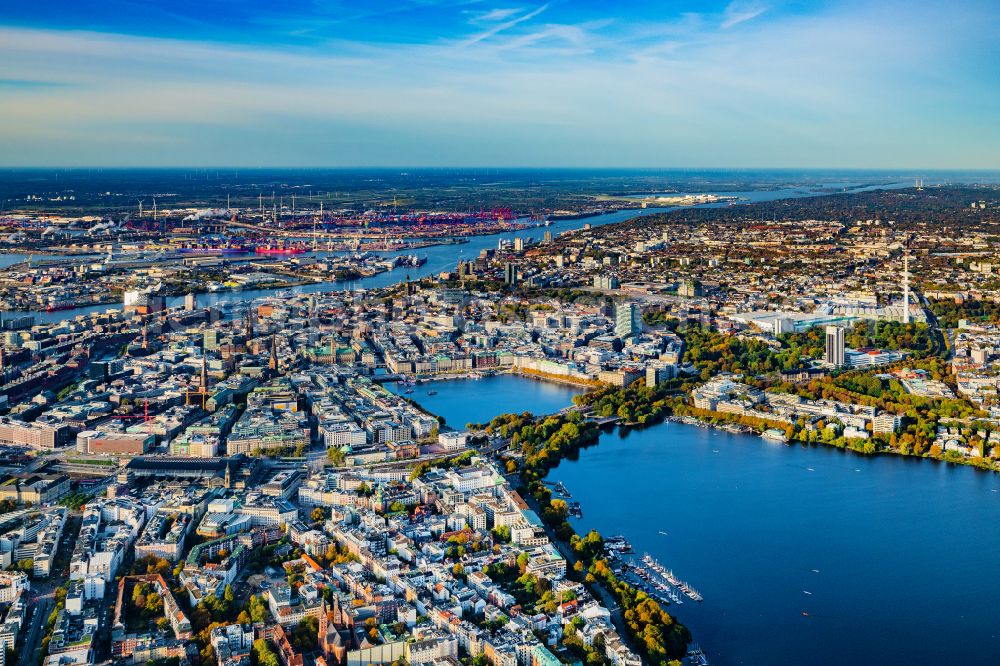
left=66, top=458, right=115, bottom=466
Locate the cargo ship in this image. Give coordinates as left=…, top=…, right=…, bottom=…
left=45, top=300, right=78, bottom=312
left=178, top=245, right=251, bottom=254
left=255, top=244, right=308, bottom=255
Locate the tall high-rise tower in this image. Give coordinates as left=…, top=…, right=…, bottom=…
left=504, top=262, right=518, bottom=287
left=825, top=325, right=845, bottom=368
left=902, top=251, right=911, bottom=325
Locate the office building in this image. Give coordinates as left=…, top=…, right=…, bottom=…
left=614, top=302, right=642, bottom=338
left=825, top=326, right=845, bottom=367
left=678, top=279, right=703, bottom=298
left=504, top=263, right=518, bottom=287
left=0, top=418, right=67, bottom=449
left=593, top=275, right=620, bottom=290
left=203, top=330, right=219, bottom=351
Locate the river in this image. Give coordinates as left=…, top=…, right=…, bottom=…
left=550, top=421, right=1000, bottom=665
left=8, top=178, right=917, bottom=325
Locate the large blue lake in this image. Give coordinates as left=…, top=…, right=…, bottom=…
left=399, top=378, right=1000, bottom=663
left=551, top=421, right=1000, bottom=665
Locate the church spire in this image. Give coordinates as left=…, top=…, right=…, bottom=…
left=319, top=596, right=329, bottom=638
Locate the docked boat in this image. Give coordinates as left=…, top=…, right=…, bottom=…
left=641, top=554, right=703, bottom=601
left=686, top=645, right=710, bottom=665
left=605, top=535, right=634, bottom=553
left=679, top=583, right=703, bottom=602
left=45, top=300, right=77, bottom=312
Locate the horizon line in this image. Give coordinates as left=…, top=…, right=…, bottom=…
left=1, top=165, right=998, bottom=172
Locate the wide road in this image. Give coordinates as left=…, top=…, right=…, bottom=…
left=18, top=593, right=53, bottom=666
left=17, top=509, right=84, bottom=666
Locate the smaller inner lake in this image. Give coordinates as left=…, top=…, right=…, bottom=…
left=386, top=374, right=589, bottom=429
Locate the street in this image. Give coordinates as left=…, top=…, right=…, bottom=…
left=18, top=593, right=53, bottom=666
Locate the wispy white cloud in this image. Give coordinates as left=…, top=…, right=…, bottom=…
left=473, top=8, right=523, bottom=23
left=459, top=3, right=550, bottom=47
left=720, top=1, right=768, bottom=29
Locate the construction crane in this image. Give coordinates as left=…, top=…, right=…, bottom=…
left=109, top=399, right=154, bottom=436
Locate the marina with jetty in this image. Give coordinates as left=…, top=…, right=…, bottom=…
left=595, top=521, right=704, bottom=608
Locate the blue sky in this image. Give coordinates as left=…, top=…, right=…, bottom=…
left=0, top=0, right=997, bottom=167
